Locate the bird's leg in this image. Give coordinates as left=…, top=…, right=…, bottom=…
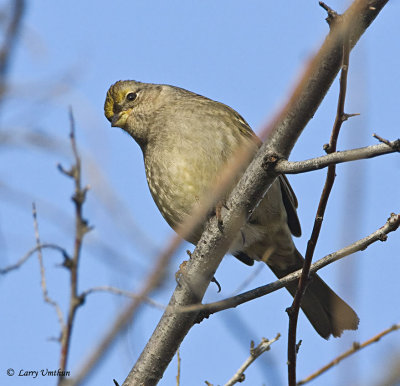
left=175, top=250, right=222, bottom=292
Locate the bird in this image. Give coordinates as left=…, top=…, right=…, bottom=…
left=104, top=80, right=359, bottom=339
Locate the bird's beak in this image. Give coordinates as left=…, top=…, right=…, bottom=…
left=111, top=111, right=128, bottom=128
left=111, top=114, right=120, bottom=127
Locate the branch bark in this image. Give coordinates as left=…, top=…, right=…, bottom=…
left=275, top=140, right=399, bottom=174
left=121, top=2, right=388, bottom=385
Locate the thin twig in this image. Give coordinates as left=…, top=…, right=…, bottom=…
left=372, top=132, right=399, bottom=149
left=224, top=334, right=281, bottom=386
left=287, top=11, right=352, bottom=385
left=0, top=243, right=69, bottom=274
left=275, top=140, right=399, bottom=174
left=81, top=286, right=165, bottom=310
left=32, top=203, right=65, bottom=332
left=175, top=213, right=400, bottom=316
left=297, top=323, right=400, bottom=385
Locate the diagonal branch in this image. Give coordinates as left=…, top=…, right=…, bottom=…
left=0, top=0, right=25, bottom=107
left=297, top=323, right=400, bottom=385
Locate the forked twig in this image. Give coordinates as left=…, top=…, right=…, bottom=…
left=224, top=334, right=281, bottom=386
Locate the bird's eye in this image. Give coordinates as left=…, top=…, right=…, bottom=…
left=126, top=92, right=137, bottom=101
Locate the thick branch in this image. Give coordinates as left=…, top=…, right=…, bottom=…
left=122, top=2, right=388, bottom=385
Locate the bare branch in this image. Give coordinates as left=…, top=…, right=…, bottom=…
left=372, top=132, right=399, bottom=149
left=224, top=334, right=281, bottom=386
left=275, top=140, right=399, bottom=174
left=175, top=213, right=400, bottom=316
left=297, top=323, right=400, bottom=385
left=58, top=109, right=92, bottom=381
left=0, top=243, right=69, bottom=275
left=81, top=286, right=165, bottom=310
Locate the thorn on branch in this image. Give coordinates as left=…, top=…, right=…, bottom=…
left=57, top=163, right=75, bottom=178
left=211, top=276, right=222, bottom=293
left=342, top=112, right=360, bottom=122
left=296, top=340, right=302, bottom=354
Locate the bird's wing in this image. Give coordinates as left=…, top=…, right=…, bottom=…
left=279, top=174, right=301, bottom=237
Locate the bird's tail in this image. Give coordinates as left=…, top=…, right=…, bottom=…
left=267, top=249, right=359, bottom=339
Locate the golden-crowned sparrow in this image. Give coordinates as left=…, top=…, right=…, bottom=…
left=104, top=80, right=359, bottom=339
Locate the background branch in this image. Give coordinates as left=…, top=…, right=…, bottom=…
left=0, top=0, right=25, bottom=106
left=57, top=110, right=92, bottom=380
left=0, top=243, right=69, bottom=274
left=297, top=323, right=400, bottom=385
left=32, top=203, right=65, bottom=333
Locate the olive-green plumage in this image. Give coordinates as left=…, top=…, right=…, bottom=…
left=105, top=80, right=359, bottom=339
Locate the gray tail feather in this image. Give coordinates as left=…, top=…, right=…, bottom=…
left=267, top=249, right=359, bottom=339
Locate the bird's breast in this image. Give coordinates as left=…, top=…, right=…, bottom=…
left=144, top=146, right=218, bottom=233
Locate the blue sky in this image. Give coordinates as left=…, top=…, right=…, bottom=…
left=1, top=1, right=399, bottom=385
